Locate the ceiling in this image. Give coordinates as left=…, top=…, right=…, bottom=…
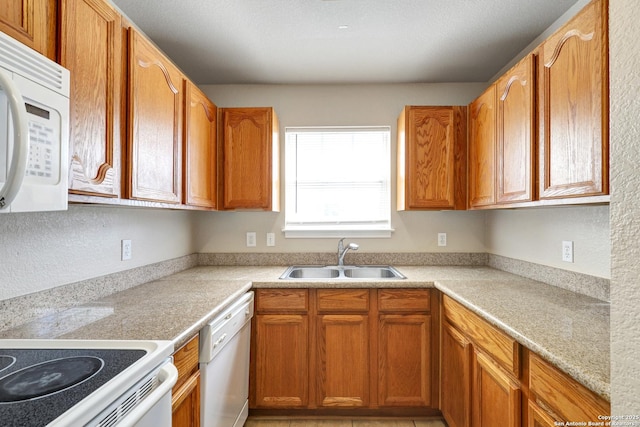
left=110, top=0, right=580, bottom=85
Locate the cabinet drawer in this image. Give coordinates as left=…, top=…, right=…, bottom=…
left=256, top=289, right=308, bottom=312
left=529, top=353, right=610, bottom=422
left=443, top=295, right=520, bottom=377
left=317, top=289, right=369, bottom=312
left=173, top=334, right=199, bottom=392
left=378, top=289, right=431, bottom=312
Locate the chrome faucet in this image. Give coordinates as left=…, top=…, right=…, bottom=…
left=337, top=238, right=359, bottom=266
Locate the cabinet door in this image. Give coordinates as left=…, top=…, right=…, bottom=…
left=441, top=322, right=472, bottom=427
left=469, top=85, right=497, bottom=208
left=473, top=350, right=521, bottom=427
left=171, top=335, right=200, bottom=427
left=317, top=314, right=369, bottom=407
left=61, top=0, right=122, bottom=197
left=496, top=54, right=536, bottom=204
left=184, top=81, right=217, bottom=208
left=172, top=371, right=201, bottom=427
left=0, top=0, right=56, bottom=59
left=398, top=106, right=467, bottom=210
left=127, top=28, right=183, bottom=203
left=254, top=314, right=309, bottom=408
left=528, top=400, right=558, bottom=427
left=378, top=314, right=431, bottom=407
left=220, top=107, right=279, bottom=210
left=539, top=0, right=608, bottom=199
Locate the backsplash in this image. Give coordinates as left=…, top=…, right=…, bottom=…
left=488, top=254, right=610, bottom=302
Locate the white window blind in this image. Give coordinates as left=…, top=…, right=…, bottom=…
left=284, top=126, right=392, bottom=238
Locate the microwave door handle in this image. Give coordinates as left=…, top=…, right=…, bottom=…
left=0, top=68, right=29, bottom=210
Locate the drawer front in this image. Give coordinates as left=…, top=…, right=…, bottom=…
left=256, top=289, right=308, bottom=312
left=529, top=353, right=610, bottom=423
left=378, top=289, right=431, bottom=312
left=317, top=289, right=369, bottom=312
left=173, top=334, right=199, bottom=392
left=443, top=295, right=520, bottom=377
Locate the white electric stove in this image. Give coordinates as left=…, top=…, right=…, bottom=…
left=0, top=339, right=177, bottom=427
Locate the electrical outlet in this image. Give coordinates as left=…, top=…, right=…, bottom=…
left=246, top=232, right=257, bottom=247
left=266, top=232, right=276, bottom=247
left=562, top=240, right=574, bottom=263
left=438, top=233, right=447, bottom=247
left=121, top=239, right=132, bottom=261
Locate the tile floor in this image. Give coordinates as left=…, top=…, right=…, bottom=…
left=244, top=418, right=448, bottom=427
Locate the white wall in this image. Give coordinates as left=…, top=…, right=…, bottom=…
left=0, top=206, right=196, bottom=301
left=485, top=206, right=610, bottom=278
left=610, top=0, right=640, bottom=414
left=196, top=83, right=488, bottom=253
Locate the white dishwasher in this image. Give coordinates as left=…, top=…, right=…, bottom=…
left=200, top=291, right=254, bottom=427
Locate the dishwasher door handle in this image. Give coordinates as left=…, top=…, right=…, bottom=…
left=213, top=333, right=228, bottom=350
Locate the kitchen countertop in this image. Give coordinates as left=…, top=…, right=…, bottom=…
left=0, top=265, right=610, bottom=401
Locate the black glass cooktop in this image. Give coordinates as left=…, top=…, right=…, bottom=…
left=0, top=348, right=146, bottom=427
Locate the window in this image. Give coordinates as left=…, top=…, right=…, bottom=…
left=284, top=126, right=392, bottom=238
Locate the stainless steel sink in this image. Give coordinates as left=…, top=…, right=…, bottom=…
left=343, top=266, right=405, bottom=279
left=280, top=265, right=406, bottom=280
left=282, top=266, right=341, bottom=279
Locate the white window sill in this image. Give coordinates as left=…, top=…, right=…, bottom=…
left=283, top=227, right=394, bottom=239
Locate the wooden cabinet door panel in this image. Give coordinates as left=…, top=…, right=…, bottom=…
left=62, top=0, right=122, bottom=197
left=528, top=400, right=559, bottom=427
left=254, top=314, right=309, bottom=408
left=497, top=54, right=536, bottom=204
left=221, top=107, right=277, bottom=210
left=441, top=322, right=472, bottom=427
left=184, top=81, right=217, bottom=208
left=469, top=85, right=497, bottom=208
left=539, top=0, right=608, bottom=199
left=0, top=0, right=56, bottom=59
left=317, top=314, right=369, bottom=407
left=127, top=29, right=183, bottom=203
left=399, top=106, right=466, bottom=210
left=172, top=371, right=201, bottom=427
left=473, top=350, right=521, bottom=427
left=378, top=314, right=431, bottom=407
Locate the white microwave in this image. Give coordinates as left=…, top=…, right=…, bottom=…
left=0, top=30, right=70, bottom=213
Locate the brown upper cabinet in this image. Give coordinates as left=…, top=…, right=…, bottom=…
left=468, top=86, right=497, bottom=208
left=397, top=106, right=467, bottom=210
left=496, top=54, right=536, bottom=204
left=0, top=0, right=57, bottom=60
left=469, top=54, right=536, bottom=209
left=538, top=0, right=608, bottom=199
left=126, top=28, right=184, bottom=204
left=184, top=81, right=217, bottom=209
left=219, top=107, right=280, bottom=211
left=61, top=0, right=123, bottom=198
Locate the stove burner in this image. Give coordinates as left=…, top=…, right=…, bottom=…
left=0, top=356, right=104, bottom=403
left=0, top=356, right=16, bottom=374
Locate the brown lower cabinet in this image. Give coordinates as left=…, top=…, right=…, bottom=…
left=172, top=335, right=201, bottom=427
left=251, top=288, right=438, bottom=415
left=441, top=294, right=610, bottom=427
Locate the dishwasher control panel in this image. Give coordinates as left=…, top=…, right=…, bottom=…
left=199, top=291, right=254, bottom=363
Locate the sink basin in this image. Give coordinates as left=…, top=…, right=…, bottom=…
left=282, top=266, right=341, bottom=279
left=343, top=266, right=405, bottom=279
left=280, top=265, right=406, bottom=280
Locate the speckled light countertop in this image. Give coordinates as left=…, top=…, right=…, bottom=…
left=0, top=265, right=610, bottom=401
